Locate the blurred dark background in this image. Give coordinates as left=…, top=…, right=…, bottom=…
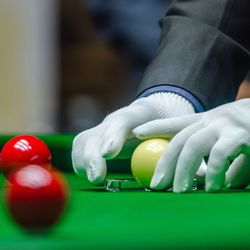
left=59, top=0, right=171, bottom=132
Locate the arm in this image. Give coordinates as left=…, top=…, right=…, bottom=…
left=138, top=0, right=250, bottom=110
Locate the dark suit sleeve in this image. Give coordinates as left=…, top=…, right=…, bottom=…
left=137, top=0, right=250, bottom=110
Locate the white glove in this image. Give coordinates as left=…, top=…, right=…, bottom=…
left=72, top=92, right=195, bottom=185
left=133, top=99, right=250, bottom=193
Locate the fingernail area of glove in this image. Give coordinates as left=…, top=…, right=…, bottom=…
left=205, top=182, right=222, bottom=192
left=150, top=179, right=160, bottom=189
left=225, top=182, right=232, bottom=189
left=173, top=181, right=192, bottom=193
left=132, top=128, right=146, bottom=139
left=150, top=175, right=164, bottom=189
left=86, top=164, right=97, bottom=182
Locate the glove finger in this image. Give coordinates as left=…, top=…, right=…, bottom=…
left=133, top=113, right=203, bottom=140
left=72, top=129, right=94, bottom=176
left=173, top=127, right=216, bottom=193
left=196, top=159, right=207, bottom=185
left=101, top=105, right=160, bottom=159
left=83, top=137, right=107, bottom=185
left=150, top=122, right=203, bottom=190
left=206, top=137, right=243, bottom=192
left=225, top=154, right=250, bottom=189
left=72, top=125, right=107, bottom=185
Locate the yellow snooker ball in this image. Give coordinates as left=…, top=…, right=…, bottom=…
left=131, top=138, right=170, bottom=189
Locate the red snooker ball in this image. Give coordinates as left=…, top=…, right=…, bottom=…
left=4, top=164, right=69, bottom=231
left=0, top=135, right=51, bottom=176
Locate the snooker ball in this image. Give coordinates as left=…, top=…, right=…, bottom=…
left=131, top=138, right=170, bottom=189
left=0, top=135, right=51, bottom=176
left=4, top=164, right=69, bottom=231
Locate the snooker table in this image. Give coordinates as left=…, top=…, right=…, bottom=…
left=1, top=134, right=250, bottom=250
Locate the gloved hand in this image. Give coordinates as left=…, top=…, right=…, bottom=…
left=133, top=99, right=250, bottom=193
left=72, top=92, right=195, bottom=185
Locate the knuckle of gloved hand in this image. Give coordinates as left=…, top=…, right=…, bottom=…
left=107, top=115, right=131, bottom=132
left=186, top=135, right=203, bottom=150
left=73, top=130, right=90, bottom=147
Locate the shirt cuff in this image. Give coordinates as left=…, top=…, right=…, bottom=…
left=136, top=84, right=205, bottom=113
